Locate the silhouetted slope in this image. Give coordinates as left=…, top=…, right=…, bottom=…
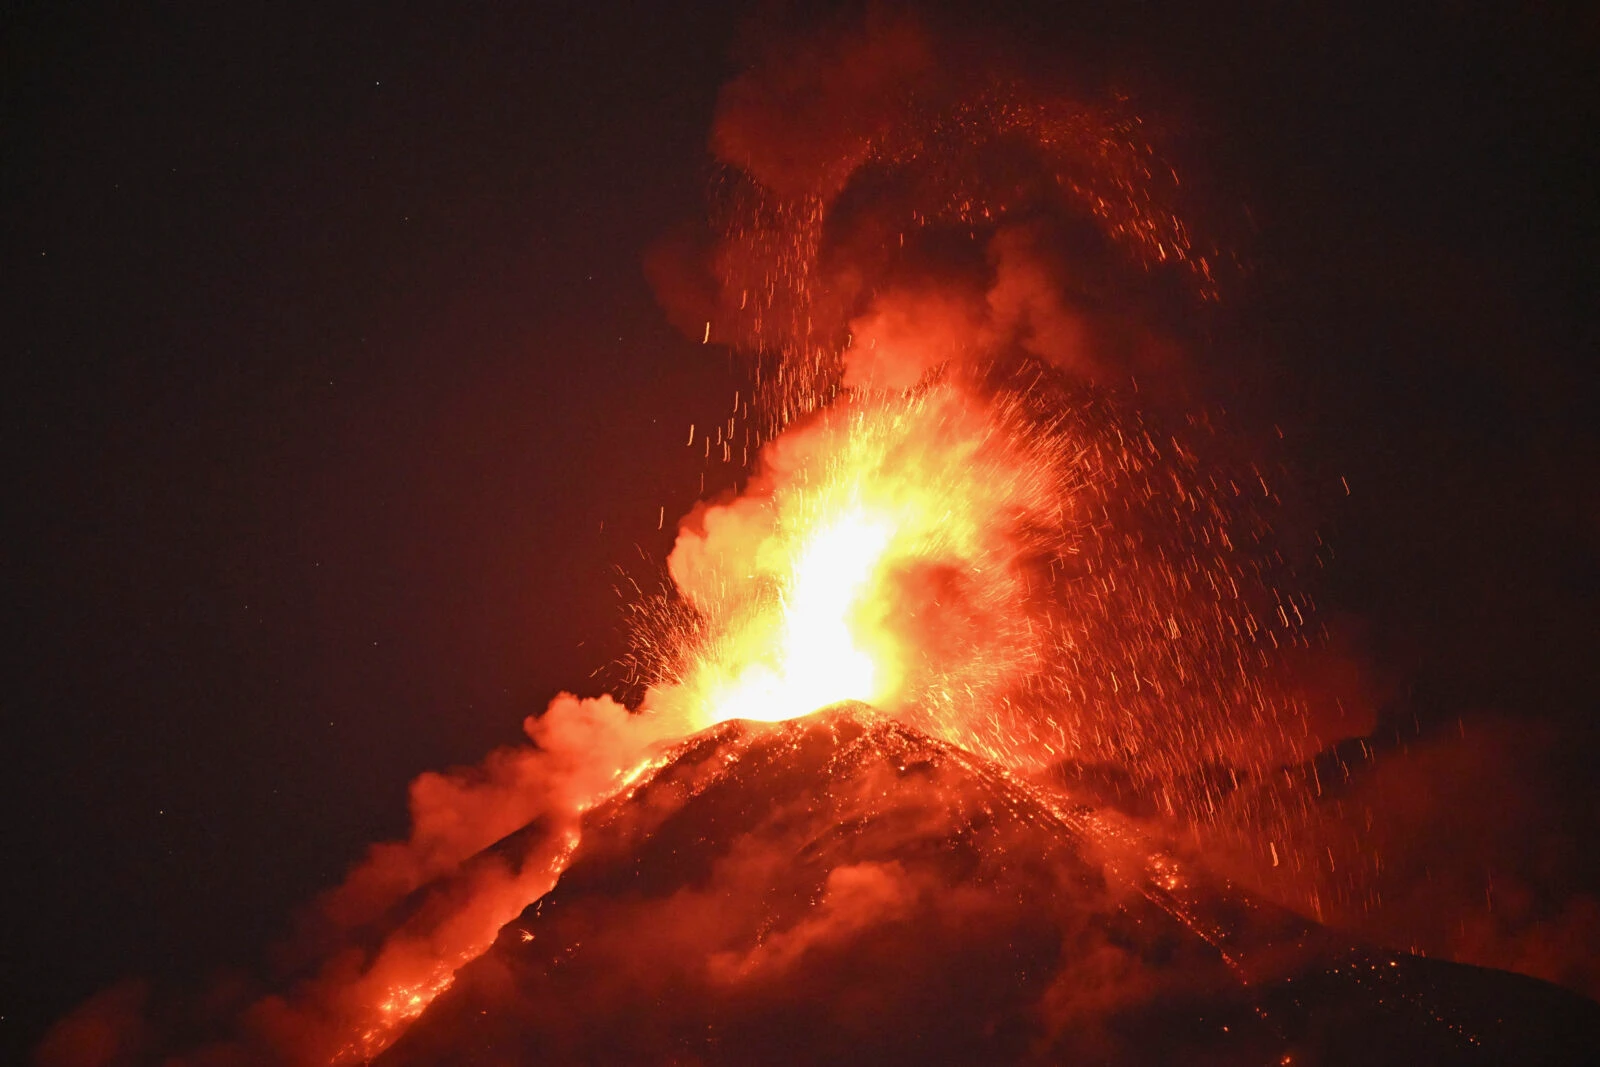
left=380, top=704, right=1600, bottom=1065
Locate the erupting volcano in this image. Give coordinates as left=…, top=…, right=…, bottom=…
left=32, top=8, right=1599, bottom=1067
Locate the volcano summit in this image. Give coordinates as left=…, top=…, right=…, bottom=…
left=376, top=705, right=1599, bottom=1066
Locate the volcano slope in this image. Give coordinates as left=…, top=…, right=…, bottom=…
left=378, top=704, right=1599, bottom=1066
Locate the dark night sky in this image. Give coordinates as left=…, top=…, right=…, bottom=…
left=3, top=1, right=1596, bottom=1060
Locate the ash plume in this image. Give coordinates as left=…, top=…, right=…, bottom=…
left=644, top=1, right=1597, bottom=1009
left=650, top=5, right=1225, bottom=421
left=646, top=3, right=1345, bottom=834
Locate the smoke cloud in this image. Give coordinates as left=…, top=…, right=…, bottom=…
left=1244, top=715, right=1600, bottom=1001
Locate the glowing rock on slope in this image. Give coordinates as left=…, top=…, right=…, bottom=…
left=376, top=705, right=1600, bottom=1067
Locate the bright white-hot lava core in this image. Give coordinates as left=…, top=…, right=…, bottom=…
left=656, top=387, right=1083, bottom=755
left=696, top=505, right=895, bottom=724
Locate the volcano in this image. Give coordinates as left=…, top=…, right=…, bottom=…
left=376, top=705, right=1598, bottom=1066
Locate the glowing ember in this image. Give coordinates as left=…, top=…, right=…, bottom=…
left=326, top=828, right=582, bottom=1065
left=352, top=966, right=456, bottom=1061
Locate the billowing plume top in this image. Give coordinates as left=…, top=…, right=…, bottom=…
left=648, top=7, right=1225, bottom=421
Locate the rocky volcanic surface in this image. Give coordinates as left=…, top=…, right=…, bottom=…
left=378, top=705, right=1600, bottom=1065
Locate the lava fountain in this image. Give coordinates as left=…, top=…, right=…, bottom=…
left=662, top=385, right=1081, bottom=744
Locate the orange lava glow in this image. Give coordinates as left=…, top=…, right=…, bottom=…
left=695, top=505, right=895, bottom=724
left=662, top=386, right=1073, bottom=746
left=353, top=966, right=457, bottom=1061
left=328, top=829, right=581, bottom=1065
